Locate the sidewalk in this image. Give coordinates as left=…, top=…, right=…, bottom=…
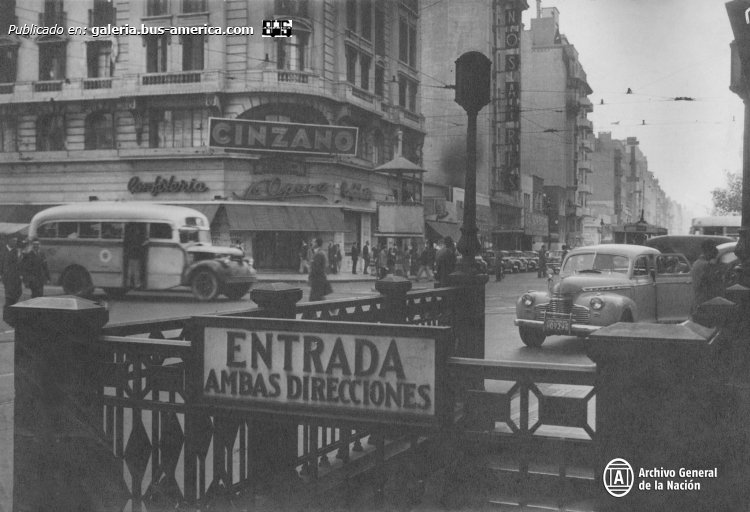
left=256, top=269, right=378, bottom=284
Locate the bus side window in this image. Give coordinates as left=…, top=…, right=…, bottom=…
left=58, top=222, right=78, bottom=238
left=149, top=223, right=173, bottom=240
left=37, top=222, right=57, bottom=238
left=101, top=222, right=124, bottom=240
left=79, top=222, right=101, bottom=239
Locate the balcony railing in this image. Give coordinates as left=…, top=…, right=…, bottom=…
left=33, top=80, right=63, bottom=92
left=350, top=86, right=375, bottom=102
left=83, top=78, right=113, bottom=90
left=277, top=70, right=309, bottom=83
left=142, top=71, right=201, bottom=85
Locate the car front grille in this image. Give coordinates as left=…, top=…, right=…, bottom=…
left=534, top=295, right=591, bottom=324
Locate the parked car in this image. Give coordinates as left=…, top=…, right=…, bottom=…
left=456, top=253, right=489, bottom=273
left=522, top=251, right=540, bottom=271
left=644, top=235, right=734, bottom=264
left=716, top=241, right=741, bottom=288
left=514, top=244, right=692, bottom=347
left=509, top=251, right=529, bottom=272
left=545, top=250, right=565, bottom=274
left=499, top=250, right=522, bottom=273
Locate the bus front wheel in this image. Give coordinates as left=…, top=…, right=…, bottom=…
left=191, top=270, right=219, bottom=301
left=62, top=267, right=94, bottom=297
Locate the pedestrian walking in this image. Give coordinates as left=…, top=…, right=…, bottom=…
left=387, top=245, right=396, bottom=275
left=298, top=240, right=310, bottom=274
left=691, top=239, right=722, bottom=315
left=362, top=241, right=371, bottom=275
left=1, top=236, right=24, bottom=310
left=351, top=242, right=360, bottom=274
left=328, top=242, right=336, bottom=274
left=435, top=237, right=457, bottom=286
left=415, top=244, right=434, bottom=281
left=537, top=244, right=547, bottom=278
left=377, top=244, right=389, bottom=279
left=409, top=243, right=419, bottom=277
left=22, top=239, right=50, bottom=298
left=308, top=238, right=332, bottom=301
left=334, top=244, right=343, bottom=273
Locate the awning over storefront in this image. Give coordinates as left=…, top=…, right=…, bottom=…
left=0, top=223, right=28, bottom=237
left=0, top=204, right=57, bottom=224
left=224, top=204, right=346, bottom=232
left=425, top=220, right=461, bottom=242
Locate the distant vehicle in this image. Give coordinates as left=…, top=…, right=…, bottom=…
left=545, top=250, right=565, bottom=274
left=28, top=202, right=257, bottom=301
left=499, top=250, right=523, bottom=273
left=690, top=216, right=741, bottom=238
left=514, top=244, right=692, bottom=347
left=509, top=251, right=529, bottom=272
left=522, top=251, right=539, bottom=271
left=645, top=235, right=734, bottom=264
left=716, top=242, right=741, bottom=288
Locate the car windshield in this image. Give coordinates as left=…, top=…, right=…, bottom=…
left=179, top=227, right=211, bottom=244
left=560, top=252, right=631, bottom=277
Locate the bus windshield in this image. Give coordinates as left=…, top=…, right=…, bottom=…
left=179, top=228, right=211, bottom=244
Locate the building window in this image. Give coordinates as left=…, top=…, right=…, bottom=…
left=374, top=63, right=384, bottom=97
left=345, top=45, right=357, bottom=84
left=0, top=43, right=18, bottom=83
left=146, top=0, right=168, bottom=16
left=0, top=117, right=17, bottom=152
left=346, top=0, right=356, bottom=32
left=274, top=0, right=308, bottom=17
left=90, top=0, right=115, bottom=26
left=86, top=41, right=112, bottom=78
left=360, top=0, right=372, bottom=40
left=41, top=0, right=64, bottom=27
left=398, top=16, right=417, bottom=67
left=149, top=108, right=205, bottom=148
left=182, top=0, right=205, bottom=13
left=36, top=113, right=65, bottom=151
left=182, top=35, right=203, bottom=71
left=145, top=35, right=168, bottom=72
left=38, top=40, right=66, bottom=80
left=0, top=0, right=16, bottom=34
left=276, top=29, right=308, bottom=70
left=85, top=112, right=114, bottom=149
left=360, top=54, right=370, bottom=90
left=398, top=75, right=417, bottom=112
left=374, top=6, right=385, bottom=56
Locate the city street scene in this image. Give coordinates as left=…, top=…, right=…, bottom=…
left=1, top=0, right=750, bottom=510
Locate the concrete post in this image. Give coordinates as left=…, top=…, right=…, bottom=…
left=446, top=272, right=488, bottom=360
left=247, top=283, right=303, bottom=483
left=585, top=322, right=738, bottom=511
left=375, top=275, right=412, bottom=324
left=11, top=296, right=128, bottom=511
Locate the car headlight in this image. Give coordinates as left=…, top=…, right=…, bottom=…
left=590, top=296, right=605, bottom=311
left=521, top=294, right=534, bottom=307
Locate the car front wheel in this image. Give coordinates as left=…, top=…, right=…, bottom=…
left=191, top=270, right=220, bottom=301
left=519, top=326, right=546, bottom=347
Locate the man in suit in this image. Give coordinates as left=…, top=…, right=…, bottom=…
left=1, top=237, right=24, bottom=308
left=22, top=239, right=51, bottom=298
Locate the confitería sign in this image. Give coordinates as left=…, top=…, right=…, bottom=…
left=191, top=317, right=451, bottom=427
left=209, top=118, right=358, bottom=156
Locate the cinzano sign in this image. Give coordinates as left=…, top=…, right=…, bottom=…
left=191, top=317, right=451, bottom=427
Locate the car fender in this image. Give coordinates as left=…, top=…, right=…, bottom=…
left=574, top=291, right=637, bottom=326
left=515, top=290, right=550, bottom=320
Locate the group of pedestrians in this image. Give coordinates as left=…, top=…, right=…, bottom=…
left=1, top=236, right=51, bottom=312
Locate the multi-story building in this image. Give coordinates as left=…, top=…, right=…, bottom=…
left=520, top=6, right=593, bottom=249
left=0, top=0, right=426, bottom=269
left=421, top=0, right=529, bottom=250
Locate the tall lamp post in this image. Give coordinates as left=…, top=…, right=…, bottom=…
left=454, top=51, right=491, bottom=273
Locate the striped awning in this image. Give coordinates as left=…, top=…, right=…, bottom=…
left=224, top=204, right=346, bottom=232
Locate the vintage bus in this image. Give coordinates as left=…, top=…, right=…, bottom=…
left=689, top=216, right=741, bottom=238
left=28, top=202, right=256, bottom=300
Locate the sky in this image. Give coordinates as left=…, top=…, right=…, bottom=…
left=522, top=0, right=745, bottom=218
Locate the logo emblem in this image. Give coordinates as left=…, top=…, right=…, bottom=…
left=603, top=458, right=634, bottom=497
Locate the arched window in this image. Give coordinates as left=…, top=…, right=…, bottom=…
left=85, top=112, right=115, bottom=149
left=276, top=27, right=309, bottom=71
left=36, top=113, right=65, bottom=151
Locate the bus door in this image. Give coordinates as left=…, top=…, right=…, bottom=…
left=123, top=222, right=148, bottom=288
left=144, top=222, right=186, bottom=289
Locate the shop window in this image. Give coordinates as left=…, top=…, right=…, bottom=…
left=85, top=112, right=115, bottom=149
left=345, top=45, right=356, bottom=84
left=276, top=29, right=308, bottom=71
left=149, top=108, right=205, bottom=148
left=38, top=39, right=66, bottom=81
left=374, top=63, right=384, bottom=97
left=346, top=0, right=356, bottom=32
left=145, top=34, right=168, bottom=73
left=0, top=43, right=18, bottom=83
left=36, top=113, right=65, bottom=151
left=146, top=0, right=168, bottom=16
left=360, top=54, right=370, bottom=90
left=360, top=0, right=372, bottom=40
left=86, top=41, right=113, bottom=78
left=182, top=34, right=204, bottom=71
left=398, top=15, right=417, bottom=67
left=182, top=0, right=205, bottom=13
